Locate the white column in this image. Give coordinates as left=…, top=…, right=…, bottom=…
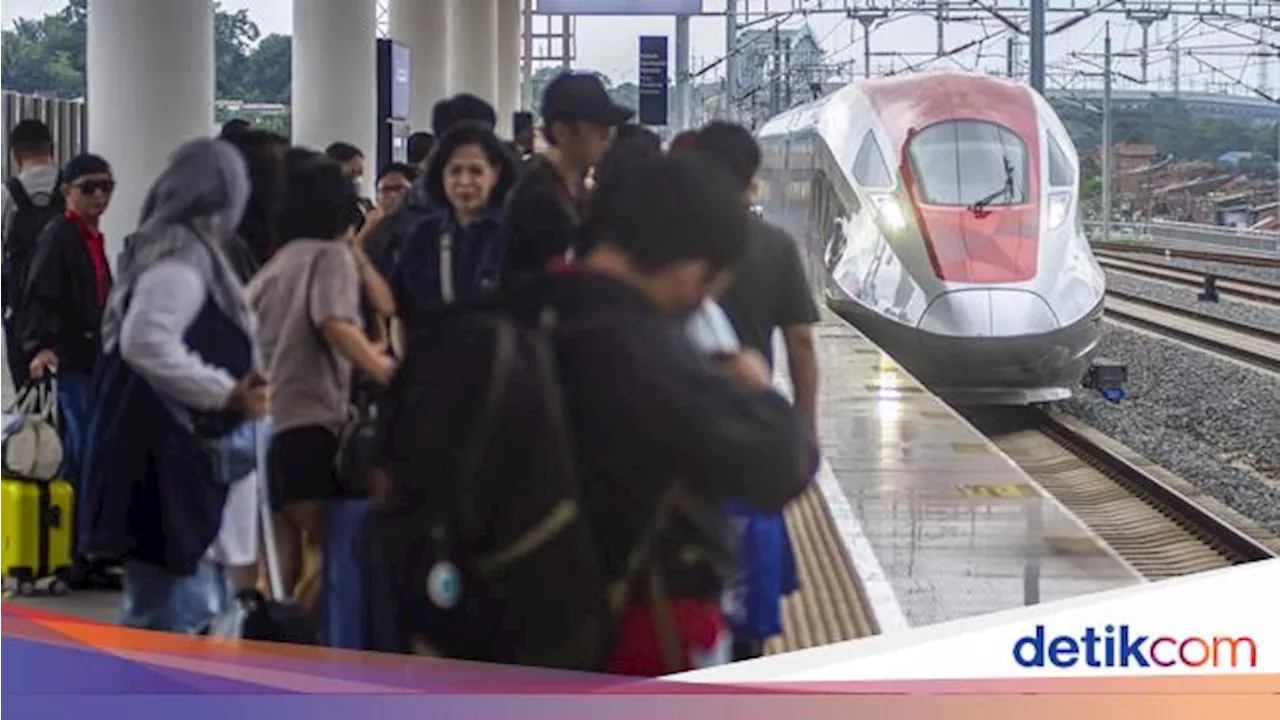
left=389, top=0, right=451, bottom=133
left=495, top=0, right=522, bottom=138
left=87, top=0, right=214, bottom=263
left=293, top=0, right=377, bottom=196
left=449, top=0, right=498, bottom=110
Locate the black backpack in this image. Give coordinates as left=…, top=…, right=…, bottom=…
left=366, top=303, right=724, bottom=672
left=3, top=176, right=63, bottom=315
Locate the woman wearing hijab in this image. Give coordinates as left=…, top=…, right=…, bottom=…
left=79, top=138, right=271, bottom=635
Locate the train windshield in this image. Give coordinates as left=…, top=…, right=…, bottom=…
left=908, top=120, right=1029, bottom=207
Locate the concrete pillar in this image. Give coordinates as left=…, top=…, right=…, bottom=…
left=495, top=0, right=522, bottom=138
left=449, top=0, right=498, bottom=110
left=293, top=0, right=378, bottom=196
left=389, top=0, right=451, bottom=134
left=87, top=0, right=215, bottom=262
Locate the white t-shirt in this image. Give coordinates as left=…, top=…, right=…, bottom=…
left=685, top=299, right=740, bottom=356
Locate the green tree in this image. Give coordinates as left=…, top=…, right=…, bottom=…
left=2, top=0, right=280, bottom=102
left=214, top=6, right=261, bottom=100
left=242, top=33, right=291, bottom=103
left=1, top=0, right=87, bottom=98
left=609, top=82, right=639, bottom=115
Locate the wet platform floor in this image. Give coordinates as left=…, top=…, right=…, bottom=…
left=793, top=312, right=1142, bottom=632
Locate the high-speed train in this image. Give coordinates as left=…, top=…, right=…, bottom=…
left=756, top=71, right=1106, bottom=405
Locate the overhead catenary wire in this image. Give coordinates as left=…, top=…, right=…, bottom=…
left=680, top=2, right=1279, bottom=126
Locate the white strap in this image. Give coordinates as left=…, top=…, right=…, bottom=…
left=439, top=232, right=455, bottom=305
left=254, top=418, right=287, bottom=601
left=15, top=378, right=58, bottom=426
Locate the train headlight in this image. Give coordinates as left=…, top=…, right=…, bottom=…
left=871, top=194, right=906, bottom=231
left=1048, top=191, right=1072, bottom=230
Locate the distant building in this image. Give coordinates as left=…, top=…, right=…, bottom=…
left=1218, top=151, right=1259, bottom=168
left=729, top=23, right=848, bottom=126
left=216, top=100, right=289, bottom=121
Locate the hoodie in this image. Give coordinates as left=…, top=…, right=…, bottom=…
left=1, top=163, right=60, bottom=242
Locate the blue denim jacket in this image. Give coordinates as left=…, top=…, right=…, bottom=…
left=389, top=208, right=504, bottom=327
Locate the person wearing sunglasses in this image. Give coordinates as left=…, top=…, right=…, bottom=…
left=18, top=152, right=118, bottom=586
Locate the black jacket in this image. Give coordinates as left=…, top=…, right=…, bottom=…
left=507, top=272, right=817, bottom=598
left=366, top=192, right=440, bottom=280
left=499, top=159, right=584, bottom=287
left=20, top=218, right=112, bottom=374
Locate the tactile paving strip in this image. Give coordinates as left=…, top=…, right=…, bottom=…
left=765, top=486, right=878, bottom=655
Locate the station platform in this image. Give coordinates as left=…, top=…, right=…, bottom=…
left=7, top=311, right=1146, bottom=659
left=772, top=310, right=1143, bottom=649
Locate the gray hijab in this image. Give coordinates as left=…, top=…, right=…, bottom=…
left=102, top=138, right=256, bottom=355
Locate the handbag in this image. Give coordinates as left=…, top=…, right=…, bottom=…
left=2, top=377, right=63, bottom=481
left=164, top=400, right=263, bottom=487
left=333, top=382, right=379, bottom=496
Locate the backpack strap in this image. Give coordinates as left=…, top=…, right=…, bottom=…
left=647, top=562, right=689, bottom=674
left=6, top=178, right=34, bottom=213
left=453, top=314, right=520, bottom=530
left=6, top=172, right=63, bottom=213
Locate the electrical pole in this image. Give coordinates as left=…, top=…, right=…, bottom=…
left=521, top=0, right=534, bottom=111
left=848, top=9, right=888, bottom=79
left=725, top=0, right=738, bottom=121
left=1006, top=36, right=1017, bottom=78
left=1029, top=0, right=1045, bottom=93
left=771, top=24, right=782, bottom=116
left=1102, top=22, right=1113, bottom=241
left=936, top=1, right=946, bottom=57
left=1170, top=15, right=1181, bottom=97
left=783, top=33, right=793, bottom=110
left=675, top=14, right=690, bottom=130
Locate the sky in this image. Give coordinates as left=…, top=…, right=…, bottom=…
left=2, top=0, right=1276, bottom=98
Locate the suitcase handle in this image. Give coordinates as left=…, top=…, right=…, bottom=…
left=44, top=503, right=61, bottom=529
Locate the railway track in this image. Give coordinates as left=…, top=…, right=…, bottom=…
left=1092, top=241, right=1280, bottom=269
left=1096, top=253, right=1280, bottom=306
left=973, top=409, right=1278, bottom=580
left=1102, top=290, right=1280, bottom=373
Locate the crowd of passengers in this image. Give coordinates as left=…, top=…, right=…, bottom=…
left=0, top=70, right=822, bottom=675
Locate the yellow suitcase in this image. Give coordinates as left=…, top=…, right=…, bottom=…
left=1, top=475, right=74, bottom=595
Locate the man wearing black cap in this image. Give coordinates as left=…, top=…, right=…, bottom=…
left=20, top=153, right=116, bottom=586
left=500, top=71, right=632, bottom=286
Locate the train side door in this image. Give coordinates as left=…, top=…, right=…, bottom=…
left=817, top=176, right=846, bottom=275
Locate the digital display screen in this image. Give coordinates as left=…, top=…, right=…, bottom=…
left=390, top=42, right=411, bottom=120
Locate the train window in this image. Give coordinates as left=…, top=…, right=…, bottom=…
left=1047, top=134, right=1074, bottom=187
left=907, top=120, right=1028, bottom=207
left=853, top=133, right=893, bottom=188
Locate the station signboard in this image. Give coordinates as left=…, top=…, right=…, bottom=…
left=390, top=42, right=411, bottom=121
left=638, top=35, right=669, bottom=127
left=536, top=0, right=703, bottom=14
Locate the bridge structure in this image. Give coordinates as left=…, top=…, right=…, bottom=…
left=1049, top=88, right=1280, bottom=124
left=1086, top=219, right=1280, bottom=254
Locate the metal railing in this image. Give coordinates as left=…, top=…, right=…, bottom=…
left=1085, top=219, right=1280, bottom=256
left=3, top=91, right=87, bottom=178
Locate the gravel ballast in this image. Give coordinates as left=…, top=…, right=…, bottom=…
left=1105, top=270, right=1280, bottom=333
left=1061, top=324, right=1280, bottom=534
